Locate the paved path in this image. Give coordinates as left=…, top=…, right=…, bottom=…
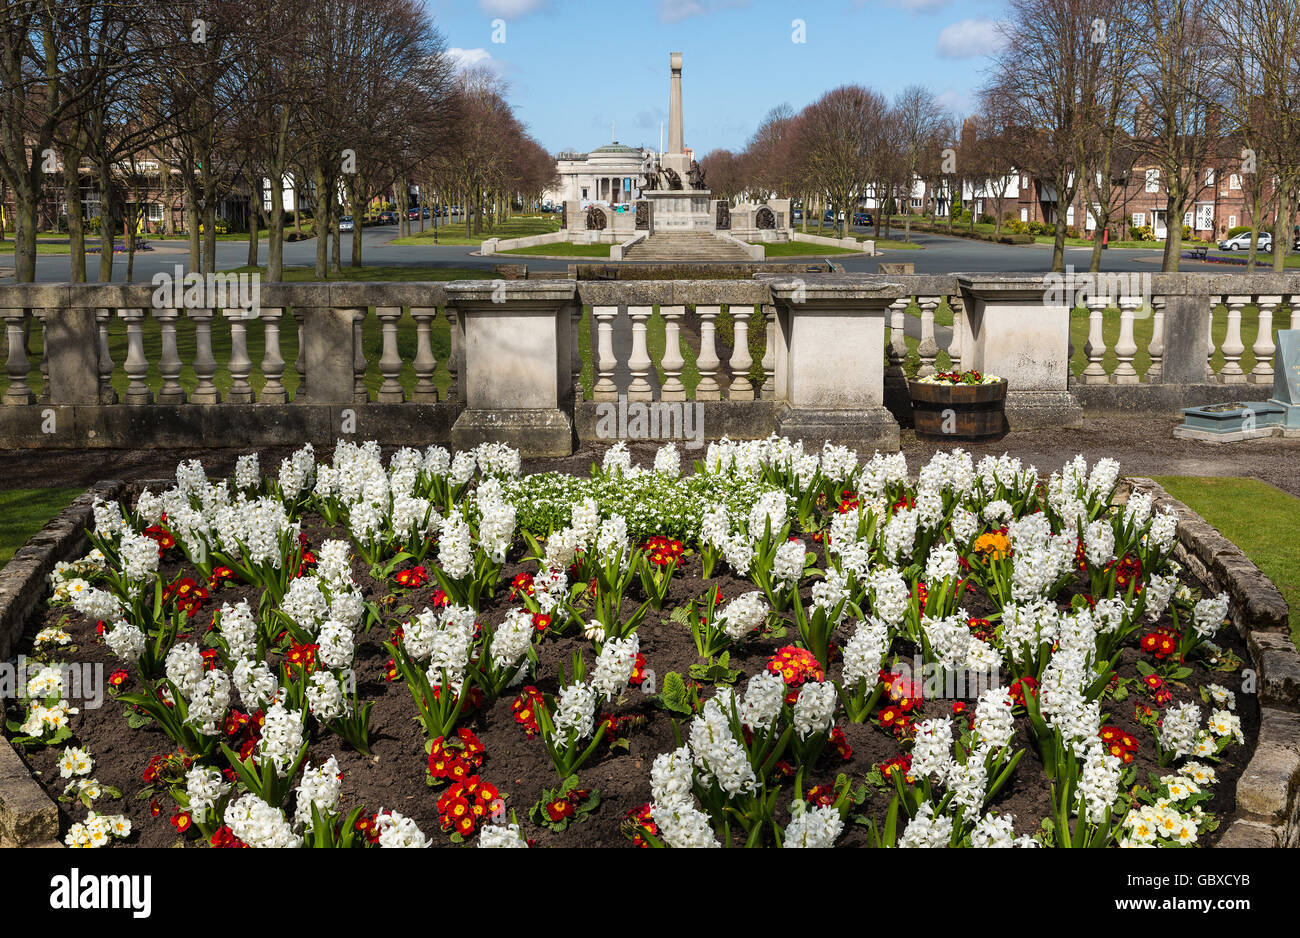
left=21, top=225, right=1274, bottom=282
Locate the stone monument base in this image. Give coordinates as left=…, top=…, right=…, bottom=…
left=775, top=405, right=901, bottom=452
left=450, top=408, right=574, bottom=458
left=1004, top=390, right=1084, bottom=429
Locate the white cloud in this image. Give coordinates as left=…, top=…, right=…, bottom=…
left=444, top=48, right=488, bottom=70
left=478, top=0, right=547, bottom=16
left=895, top=0, right=952, bottom=11
left=660, top=0, right=705, bottom=22
left=935, top=89, right=973, bottom=114
left=936, top=19, right=1006, bottom=58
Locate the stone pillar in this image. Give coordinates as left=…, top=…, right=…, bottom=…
left=1154, top=294, right=1209, bottom=386
left=660, top=305, right=686, bottom=401
left=292, top=308, right=306, bottom=400
left=42, top=306, right=100, bottom=405
left=299, top=307, right=356, bottom=404
left=956, top=276, right=1082, bottom=428
left=768, top=277, right=901, bottom=450
left=351, top=309, right=370, bottom=402
left=446, top=280, right=578, bottom=456
left=668, top=52, right=684, bottom=155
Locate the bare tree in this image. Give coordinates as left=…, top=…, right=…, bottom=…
left=893, top=86, right=946, bottom=243
left=802, top=86, right=887, bottom=237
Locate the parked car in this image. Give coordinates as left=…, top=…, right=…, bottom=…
left=338, top=214, right=354, bottom=232
left=792, top=208, right=803, bottom=221
left=407, top=206, right=430, bottom=220
left=376, top=210, right=398, bottom=225
left=853, top=212, right=873, bottom=226
left=1217, top=231, right=1271, bottom=251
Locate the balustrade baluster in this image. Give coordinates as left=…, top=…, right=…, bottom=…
left=1219, top=295, right=1248, bottom=383
left=1147, top=297, right=1165, bottom=383
left=188, top=307, right=220, bottom=403
left=444, top=307, right=461, bottom=402
left=2, top=309, right=34, bottom=404
left=292, top=308, right=306, bottom=399
left=1113, top=295, right=1139, bottom=384
left=224, top=308, right=254, bottom=403
left=626, top=305, right=653, bottom=401
left=694, top=304, right=722, bottom=400
left=947, top=293, right=964, bottom=368
left=570, top=304, right=584, bottom=402
left=259, top=308, right=287, bottom=403
left=760, top=304, right=776, bottom=399
left=728, top=305, right=755, bottom=400
left=119, top=308, right=153, bottom=404
left=97, top=308, right=116, bottom=404
left=376, top=306, right=405, bottom=402
left=886, top=298, right=909, bottom=387
left=1250, top=295, right=1279, bottom=385
left=916, top=297, right=939, bottom=377
left=410, top=307, right=438, bottom=402
left=351, top=309, right=369, bottom=402
left=1081, top=295, right=1108, bottom=383
left=592, top=305, right=618, bottom=401
left=155, top=308, right=186, bottom=403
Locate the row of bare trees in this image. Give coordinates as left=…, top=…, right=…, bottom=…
left=700, top=0, right=1300, bottom=272
left=0, top=0, right=554, bottom=283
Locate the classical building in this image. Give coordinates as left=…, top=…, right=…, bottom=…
left=546, top=142, right=651, bottom=207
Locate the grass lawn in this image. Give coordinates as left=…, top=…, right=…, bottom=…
left=0, top=487, right=83, bottom=568
left=754, top=241, right=861, bottom=257
left=389, top=214, right=561, bottom=247
left=498, top=242, right=611, bottom=257
left=1152, top=476, right=1300, bottom=646
left=872, top=238, right=924, bottom=250
left=0, top=239, right=74, bottom=254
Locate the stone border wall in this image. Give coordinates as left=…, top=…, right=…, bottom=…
left=1, top=477, right=1295, bottom=846
left=1123, top=478, right=1299, bottom=847
left=0, top=481, right=122, bottom=847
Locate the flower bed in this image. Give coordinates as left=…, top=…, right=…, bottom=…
left=3, top=439, right=1260, bottom=848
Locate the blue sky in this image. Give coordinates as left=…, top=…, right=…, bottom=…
left=424, top=0, right=1009, bottom=156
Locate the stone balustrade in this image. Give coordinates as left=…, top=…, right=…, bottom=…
left=1, top=273, right=1297, bottom=455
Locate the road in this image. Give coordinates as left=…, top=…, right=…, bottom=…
left=21, top=223, right=1268, bottom=282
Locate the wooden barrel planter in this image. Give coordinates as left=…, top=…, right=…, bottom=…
left=909, top=378, right=1008, bottom=442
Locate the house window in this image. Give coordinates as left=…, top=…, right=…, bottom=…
left=146, top=203, right=162, bottom=221
left=1132, top=212, right=1145, bottom=228
left=581, top=188, right=588, bottom=199
left=1206, top=168, right=1215, bottom=186
left=1196, top=204, right=1213, bottom=230
left=1020, top=208, right=1028, bottom=222
left=1183, top=211, right=1193, bottom=227
left=1144, top=169, right=1159, bottom=193
left=1229, top=174, right=1241, bottom=190
left=1228, top=215, right=1237, bottom=228
left=1086, top=203, right=1100, bottom=230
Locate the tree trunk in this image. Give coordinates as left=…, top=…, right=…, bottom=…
left=63, top=159, right=86, bottom=283
left=1273, top=187, right=1290, bottom=274
left=247, top=186, right=260, bottom=268
left=313, top=162, right=329, bottom=279
left=350, top=174, right=363, bottom=268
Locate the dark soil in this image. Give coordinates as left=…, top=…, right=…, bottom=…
left=6, top=499, right=1260, bottom=848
